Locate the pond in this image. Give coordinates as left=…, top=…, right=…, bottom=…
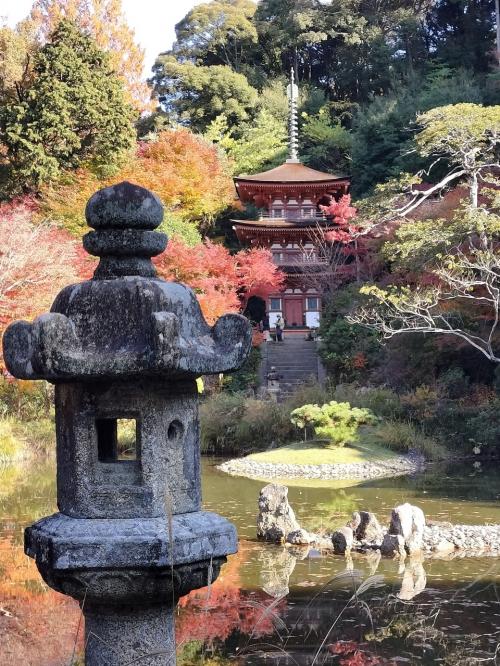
left=1, top=456, right=500, bottom=664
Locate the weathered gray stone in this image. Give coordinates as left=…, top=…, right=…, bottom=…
left=286, top=528, right=313, bottom=545
left=4, top=182, right=251, bottom=666
left=257, top=484, right=301, bottom=542
left=85, top=604, right=175, bottom=666
left=389, top=503, right=426, bottom=553
left=332, top=527, right=354, bottom=554
left=2, top=183, right=252, bottom=382
left=354, top=511, right=384, bottom=544
left=86, top=181, right=164, bottom=229
left=432, top=539, right=456, bottom=554
left=347, top=511, right=361, bottom=532
left=25, top=512, right=237, bottom=580
left=381, top=534, right=406, bottom=558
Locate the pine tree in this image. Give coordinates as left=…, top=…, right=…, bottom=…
left=0, top=19, right=135, bottom=195
left=27, top=0, right=149, bottom=110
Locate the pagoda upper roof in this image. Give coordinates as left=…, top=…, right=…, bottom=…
left=235, top=161, right=348, bottom=184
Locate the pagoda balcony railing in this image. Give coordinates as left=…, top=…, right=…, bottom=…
left=273, top=256, right=329, bottom=267
left=258, top=212, right=327, bottom=221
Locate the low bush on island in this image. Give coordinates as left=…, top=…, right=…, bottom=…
left=290, top=401, right=377, bottom=446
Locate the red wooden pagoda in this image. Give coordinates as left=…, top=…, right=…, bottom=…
left=232, top=71, right=350, bottom=332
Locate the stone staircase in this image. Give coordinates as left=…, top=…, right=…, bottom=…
left=260, top=337, right=324, bottom=399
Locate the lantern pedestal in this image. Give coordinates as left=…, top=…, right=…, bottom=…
left=84, top=604, right=176, bottom=666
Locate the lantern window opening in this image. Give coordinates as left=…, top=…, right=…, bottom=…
left=96, top=417, right=140, bottom=462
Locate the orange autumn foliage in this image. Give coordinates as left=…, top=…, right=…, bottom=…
left=154, top=238, right=285, bottom=324
left=42, top=129, right=235, bottom=235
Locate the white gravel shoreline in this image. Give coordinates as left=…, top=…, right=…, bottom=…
left=218, top=454, right=425, bottom=481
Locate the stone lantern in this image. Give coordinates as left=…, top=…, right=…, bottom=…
left=2, top=182, right=252, bottom=665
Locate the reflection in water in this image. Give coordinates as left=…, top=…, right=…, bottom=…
left=259, top=547, right=297, bottom=598
left=398, top=555, right=426, bottom=600
left=2, top=457, right=500, bottom=663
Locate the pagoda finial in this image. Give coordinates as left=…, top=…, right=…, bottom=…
left=286, top=66, right=300, bottom=163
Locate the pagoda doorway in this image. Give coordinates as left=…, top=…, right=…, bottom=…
left=285, top=298, right=303, bottom=327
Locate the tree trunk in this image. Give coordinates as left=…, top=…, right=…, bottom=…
left=471, top=172, right=479, bottom=209
left=496, top=0, right=500, bottom=67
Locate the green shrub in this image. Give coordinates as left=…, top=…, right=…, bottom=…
left=234, top=399, right=294, bottom=450
left=332, top=384, right=404, bottom=419
left=283, top=381, right=334, bottom=411
left=437, top=367, right=470, bottom=399
left=420, top=399, right=500, bottom=454
left=22, top=418, right=55, bottom=456
left=221, top=346, right=261, bottom=394
left=200, top=392, right=246, bottom=454
left=365, top=420, right=447, bottom=460
left=290, top=400, right=377, bottom=447
left=200, top=391, right=294, bottom=455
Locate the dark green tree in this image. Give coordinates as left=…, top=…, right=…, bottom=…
left=0, top=19, right=135, bottom=194
left=173, top=0, right=258, bottom=71
left=351, top=67, right=484, bottom=196
left=150, top=56, right=258, bottom=132
left=427, top=0, right=496, bottom=73
left=300, top=105, right=352, bottom=174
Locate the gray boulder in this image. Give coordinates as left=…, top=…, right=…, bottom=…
left=389, top=503, right=426, bottom=554
left=257, top=484, right=301, bottom=542
left=332, top=527, right=354, bottom=554
left=286, top=528, right=313, bottom=545
left=381, top=534, right=406, bottom=558
left=347, top=511, right=362, bottom=532
left=355, top=511, right=384, bottom=544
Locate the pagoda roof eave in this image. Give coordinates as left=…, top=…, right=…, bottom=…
left=234, top=160, right=349, bottom=184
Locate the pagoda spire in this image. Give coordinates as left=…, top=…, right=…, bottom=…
left=286, top=67, right=300, bottom=163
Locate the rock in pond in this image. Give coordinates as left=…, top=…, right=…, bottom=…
left=389, top=503, right=426, bottom=553
left=381, top=534, right=406, bottom=558
left=353, top=511, right=384, bottom=544
left=332, top=527, right=354, bottom=554
left=286, top=528, right=313, bottom=545
left=257, top=484, right=301, bottom=542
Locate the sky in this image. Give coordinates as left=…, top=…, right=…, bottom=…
left=1, top=0, right=203, bottom=77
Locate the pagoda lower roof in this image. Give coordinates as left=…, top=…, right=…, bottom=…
left=235, top=161, right=347, bottom=184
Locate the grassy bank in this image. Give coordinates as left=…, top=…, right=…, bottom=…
left=247, top=438, right=395, bottom=465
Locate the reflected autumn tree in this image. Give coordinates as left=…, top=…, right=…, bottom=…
left=0, top=461, right=82, bottom=665
left=177, top=542, right=286, bottom=654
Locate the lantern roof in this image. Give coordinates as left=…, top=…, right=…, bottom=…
left=3, top=182, right=252, bottom=382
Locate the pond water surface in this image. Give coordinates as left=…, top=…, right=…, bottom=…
left=2, top=457, right=500, bottom=664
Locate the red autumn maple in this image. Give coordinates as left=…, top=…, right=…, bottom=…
left=154, top=238, right=284, bottom=324
left=320, top=194, right=360, bottom=243
left=0, top=199, right=92, bottom=368
left=329, top=641, right=385, bottom=666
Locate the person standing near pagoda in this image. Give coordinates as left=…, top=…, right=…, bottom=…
left=275, top=314, right=285, bottom=342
